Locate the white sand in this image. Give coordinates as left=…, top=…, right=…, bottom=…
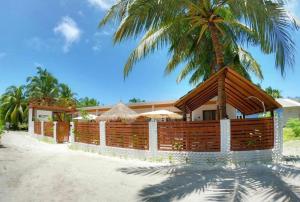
left=1, top=132, right=300, bottom=202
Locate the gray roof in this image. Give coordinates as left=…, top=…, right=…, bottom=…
left=276, top=98, right=300, bottom=108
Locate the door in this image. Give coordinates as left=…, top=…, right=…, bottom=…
left=56, top=122, right=70, bottom=143
left=203, top=110, right=217, bottom=120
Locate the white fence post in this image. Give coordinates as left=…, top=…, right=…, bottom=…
left=100, top=121, right=106, bottom=152
left=41, top=121, right=44, bottom=136
left=274, top=109, right=283, bottom=160
left=28, top=108, right=34, bottom=135
left=220, top=119, right=231, bottom=153
left=149, top=120, right=158, bottom=157
left=70, top=122, right=75, bottom=143
left=53, top=121, right=57, bottom=144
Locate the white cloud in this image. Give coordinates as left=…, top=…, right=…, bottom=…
left=54, top=16, right=81, bottom=53
left=0, top=52, right=6, bottom=59
left=286, top=0, right=300, bottom=25
left=87, top=0, right=115, bottom=10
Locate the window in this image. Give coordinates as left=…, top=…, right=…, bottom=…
left=203, top=110, right=217, bottom=120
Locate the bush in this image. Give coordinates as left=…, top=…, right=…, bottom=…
left=286, top=118, right=300, bottom=137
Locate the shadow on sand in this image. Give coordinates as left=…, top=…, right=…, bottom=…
left=118, top=163, right=300, bottom=201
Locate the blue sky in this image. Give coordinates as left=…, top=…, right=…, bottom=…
left=0, top=0, right=300, bottom=105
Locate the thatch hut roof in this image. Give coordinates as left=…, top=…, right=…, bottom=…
left=96, top=102, right=138, bottom=121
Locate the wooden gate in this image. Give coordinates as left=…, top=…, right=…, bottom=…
left=56, top=122, right=70, bottom=143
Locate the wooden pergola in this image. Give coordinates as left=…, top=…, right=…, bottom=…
left=175, top=67, right=281, bottom=119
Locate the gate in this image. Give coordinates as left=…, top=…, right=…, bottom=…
left=56, top=122, right=70, bottom=143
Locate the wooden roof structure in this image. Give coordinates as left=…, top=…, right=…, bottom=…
left=175, top=67, right=281, bottom=115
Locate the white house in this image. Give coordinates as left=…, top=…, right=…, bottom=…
left=276, top=98, right=300, bottom=126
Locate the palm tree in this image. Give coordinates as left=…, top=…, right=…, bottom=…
left=265, top=87, right=282, bottom=99
left=77, top=97, right=99, bottom=107
left=100, top=0, right=297, bottom=119
left=0, top=86, right=27, bottom=128
left=58, top=83, right=77, bottom=107
left=26, top=67, right=59, bottom=105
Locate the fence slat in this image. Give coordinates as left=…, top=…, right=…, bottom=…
left=157, top=121, right=220, bottom=152
left=230, top=118, right=274, bottom=151
left=106, top=121, right=149, bottom=150
left=74, top=122, right=100, bottom=145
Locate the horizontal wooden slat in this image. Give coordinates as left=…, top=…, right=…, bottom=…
left=44, top=122, right=53, bottom=137
left=230, top=118, right=274, bottom=151
left=106, top=121, right=149, bottom=150
left=34, top=121, right=41, bottom=135
left=74, top=122, right=100, bottom=145
left=158, top=121, right=220, bottom=152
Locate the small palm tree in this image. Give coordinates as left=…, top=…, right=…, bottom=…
left=0, top=86, right=27, bottom=128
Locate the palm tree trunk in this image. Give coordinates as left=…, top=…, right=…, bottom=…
left=209, top=24, right=227, bottom=119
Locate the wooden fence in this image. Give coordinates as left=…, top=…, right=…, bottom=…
left=231, top=118, right=274, bottom=151
left=44, top=122, right=53, bottom=137
left=106, top=121, right=149, bottom=150
left=157, top=121, right=220, bottom=152
left=34, top=121, right=41, bottom=135
left=74, top=122, right=100, bottom=145
left=56, top=122, right=70, bottom=143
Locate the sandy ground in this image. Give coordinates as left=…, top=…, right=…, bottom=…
left=1, top=132, right=300, bottom=202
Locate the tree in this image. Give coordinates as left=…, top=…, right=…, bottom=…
left=77, top=97, right=99, bottom=107
left=129, top=98, right=146, bottom=103
left=58, top=83, right=77, bottom=107
left=26, top=67, right=59, bottom=104
left=265, top=87, right=282, bottom=99
left=0, top=86, right=27, bottom=129
left=100, top=0, right=297, bottom=119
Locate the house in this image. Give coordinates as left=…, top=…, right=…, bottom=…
left=276, top=98, right=300, bottom=126
left=77, top=68, right=281, bottom=121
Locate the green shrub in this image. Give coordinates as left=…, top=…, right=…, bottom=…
left=286, top=118, right=300, bottom=137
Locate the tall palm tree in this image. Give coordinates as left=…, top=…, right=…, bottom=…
left=0, top=86, right=27, bottom=128
left=26, top=67, right=59, bottom=105
left=58, top=83, right=77, bottom=107
left=100, top=0, right=297, bottom=119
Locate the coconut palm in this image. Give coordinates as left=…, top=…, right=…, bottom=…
left=58, top=83, right=77, bottom=107
left=100, top=0, right=297, bottom=118
left=26, top=67, right=59, bottom=104
left=77, top=97, right=99, bottom=107
left=265, top=87, right=282, bottom=99
left=0, top=86, right=27, bottom=128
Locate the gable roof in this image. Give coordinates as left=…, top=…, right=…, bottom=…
left=175, top=67, right=281, bottom=115
left=276, top=98, right=300, bottom=108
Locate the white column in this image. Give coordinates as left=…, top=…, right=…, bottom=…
left=28, top=108, right=34, bottom=135
left=274, top=109, right=283, bottom=160
left=41, top=121, right=44, bottom=136
left=220, top=119, right=231, bottom=153
left=70, top=122, right=75, bottom=143
left=53, top=121, right=57, bottom=144
left=100, top=121, right=106, bottom=152
left=149, top=120, right=158, bottom=157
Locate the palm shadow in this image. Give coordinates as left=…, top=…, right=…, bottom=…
left=118, top=164, right=300, bottom=201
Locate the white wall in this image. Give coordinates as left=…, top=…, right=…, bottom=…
left=192, top=103, right=237, bottom=121
left=282, top=107, right=300, bottom=126
left=36, top=110, right=53, bottom=121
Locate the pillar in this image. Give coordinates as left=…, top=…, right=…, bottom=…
left=28, top=108, right=34, bottom=135
left=53, top=121, right=57, bottom=144
left=100, top=121, right=106, bottom=152
left=149, top=120, right=158, bottom=157
left=274, top=109, right=283, bottom=160
left=220, top=119, right=231, bottom=153
left=70, top=122, right=75, bottom=143
left=41, top=121, right=44, bottom=136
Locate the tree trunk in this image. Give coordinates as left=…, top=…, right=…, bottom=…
left=209, top=24, right=227, bottom=119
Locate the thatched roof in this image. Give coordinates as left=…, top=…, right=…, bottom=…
left=97, top=102, right=138, bottom=121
